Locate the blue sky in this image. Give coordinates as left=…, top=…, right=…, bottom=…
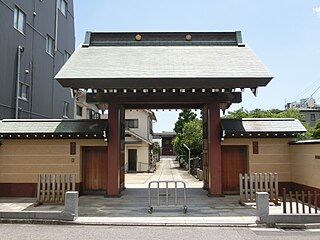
left=74, top=1, right=320, bottom=132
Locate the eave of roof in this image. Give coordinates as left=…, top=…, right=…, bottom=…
left=125, top=129, right=152, bottom=145
left=145, top=110, right=157, bottom=121
left=154, top=132, right=176, bottom=137
left=289, top=139, right=320, bottom=145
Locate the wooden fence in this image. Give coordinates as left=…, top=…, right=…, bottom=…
left=282, top=188, right=319, bottom=214
left=239, top=173, right=279, bottom=205
left=37, top=174, right=76, bottom=204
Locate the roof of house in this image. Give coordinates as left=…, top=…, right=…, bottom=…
left=0, top=119, right=108, bottom=139
left=144, top=110, right=157, bottom=121
left=56, top=32, right=273, bottom=89
left=102, top=109, right=157, bottom=121
left=125, top=129, right=152, bottom=145
left=153, top=132, right=176, bottom=138
left=1, top=118, right=305, bottom=140
left=298, top=108, right=320, bottom=112
left=220, top=118, right=306, bottom=138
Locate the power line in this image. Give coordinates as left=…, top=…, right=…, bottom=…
left=300, top=85, right=320, bottom=106
left=289, top=80, right=319, bottom=102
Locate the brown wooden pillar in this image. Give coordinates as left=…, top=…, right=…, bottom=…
left=106, top=103, right=123, bottom=197
left=207, top=102, right=222, bottom=196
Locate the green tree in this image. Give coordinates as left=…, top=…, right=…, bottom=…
left=277, top=108, right=304, bottom=121
left=300, top=122, right=315, bottom=140
left=312, top=119, right=320, bottom=139
left=173, top=110, right=197, bottom=134
left=172, top=110, right=203, bottom=157
left=152, top=142, right=160, bottom=154
left=180, top=119, right=203, bottom=157
left=224, top=107, right=304, bottom=120
left=249, top=108, right=270, bottom=118
left=172, top=134, right=183, bottom=156
left=223, top=108, right=249, bottom=118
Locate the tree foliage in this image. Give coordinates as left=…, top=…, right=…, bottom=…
left=179, top=119, right=203, bottom=157
left=173, top=110, right=197, bottom=134
left=172, top=134, right=183, bottom=156
left=224, top=107, right=304, bottom=121
left=172, top=110, right=202, bottom=157
left=312, top=119, right=320, bottom=139
left=152, top=142, right=160, bottom=154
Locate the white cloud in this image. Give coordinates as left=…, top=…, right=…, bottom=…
left=313, top=6, right=320, bottom=16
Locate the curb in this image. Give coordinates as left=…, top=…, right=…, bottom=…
left=0, top=219, right=71, bottom=225
left=2, top=218, right=319, bottom=229
left=0, top=218, right=257, bottom=227
left=72, top=222, right=258, bottom=228
left=275, top=223, right=320, bottom=230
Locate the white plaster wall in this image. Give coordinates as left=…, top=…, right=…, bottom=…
left=125, top=110, right=151, bottom=140
left=74, top=91, right=99, bottom=119
left=290, top=144, right=320, bottom=189
left=125, top=143, right=150, bottom=172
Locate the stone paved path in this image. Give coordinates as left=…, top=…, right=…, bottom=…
left=125, top=156, right=203, bottom=188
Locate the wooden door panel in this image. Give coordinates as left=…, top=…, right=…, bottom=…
left=82, top=147, right=108, bottom=193
left=222, top=146, right=247, bottom=194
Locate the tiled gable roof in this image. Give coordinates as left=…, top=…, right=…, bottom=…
left=221, top=118, right=306, bottom=138
left=0, top=119, right=108, bottom=139
left=56, top=32, right=273, bottom=89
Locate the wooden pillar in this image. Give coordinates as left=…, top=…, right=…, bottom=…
left=202, top=105, right=209, bottom=190
left=119, top=106, right=125, bottom=191
left=106, top=103, right=122, bottom=197
left=208, top=102, right=222, bottom=196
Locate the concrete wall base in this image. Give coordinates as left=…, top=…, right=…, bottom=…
left=0, top=191, right=78, bottom=221
left=0, top=211, right=75, bottom=221
left=259, top=214, right=320, bottom=225
left=256, top=192, right=320, bottom=225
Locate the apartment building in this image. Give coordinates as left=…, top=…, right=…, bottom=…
left=0, top=0, right=75, bottom=119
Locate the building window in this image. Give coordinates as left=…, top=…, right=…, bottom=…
left=125, top=119, right=139, bottom=128
left=311, top=114, right=316, bottom=122
left=63, top=101, right=69, bottom=118
left=19, top=83, right=29, bottom=100
left=46, top=35, right=54, bottom=56
left=76, top=105, right=83, bottom=116
left=64, top=51, right=71, bottom=62
left=57, top=0, right=67, bottom=16
left=13, top=6, right=26, bottom=34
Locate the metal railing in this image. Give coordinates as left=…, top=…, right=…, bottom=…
left=148, top=180, right=187, bottom=214
left=125, top=162, right=151, bottom=172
